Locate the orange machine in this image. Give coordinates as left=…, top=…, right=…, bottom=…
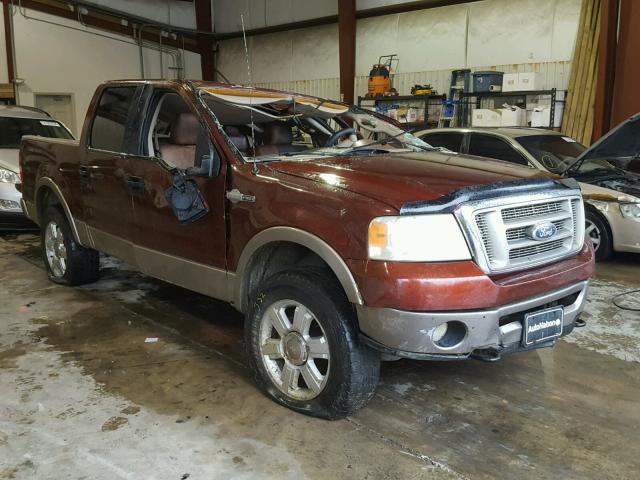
left=367, top=54, right=398, bottom=97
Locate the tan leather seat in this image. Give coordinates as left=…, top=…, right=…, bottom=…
left=224, top=126, right=250, bottom=155
left=254, top=122, right=307, bottom=156
left=160, top=113, right=199, bottom=169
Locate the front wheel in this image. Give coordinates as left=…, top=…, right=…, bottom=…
left=41, top=207, right=100, bottom=285
left=585, top=209, right=612, bottom=261
left=245, top=269, right=380, bottom=419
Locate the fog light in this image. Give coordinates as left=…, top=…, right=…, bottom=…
left=432, top=323, right=448, bottom=343
left=432, top=321, right=467, bottom=349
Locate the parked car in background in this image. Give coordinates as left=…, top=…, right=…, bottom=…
left=20, top=80, right=594, bottom=419
left=417, top=121, right=640, bottom=260
left=0, top=105, right=74, bottom=230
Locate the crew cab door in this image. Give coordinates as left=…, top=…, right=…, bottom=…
left=126, top=87, right=228, bottom=299
left=81, top=85, right=143, bottom=265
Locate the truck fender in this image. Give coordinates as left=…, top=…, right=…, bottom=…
left=34, top=177, right=82, bottom=244
left=233, top=227, right=363, bottom=312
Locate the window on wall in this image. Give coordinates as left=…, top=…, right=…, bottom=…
left=90, top=87, right=137, bottom=152
left=468, top=134, right=529, bottom=166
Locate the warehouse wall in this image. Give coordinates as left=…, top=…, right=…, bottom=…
left=1, top=4, right=202, bottom=135
left=216, top=0, right=581, bottom=100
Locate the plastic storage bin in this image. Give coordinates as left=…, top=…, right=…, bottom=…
left=473, top=71, right=504, bottom=93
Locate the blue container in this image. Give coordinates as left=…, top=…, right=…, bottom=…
left=473, top=71, right=504, bottom=92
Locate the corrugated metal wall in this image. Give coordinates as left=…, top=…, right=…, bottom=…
left=255, top=60, right=573, bottom=101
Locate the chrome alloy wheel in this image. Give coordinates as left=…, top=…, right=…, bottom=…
left=259, top=299, right=330, bottom=401
left=44, top=221, right=67, bottom=277
left=585, top=219, right=601, bottom=252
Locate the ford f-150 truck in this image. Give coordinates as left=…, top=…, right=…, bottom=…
left=19, top=80, right=595, bottom=419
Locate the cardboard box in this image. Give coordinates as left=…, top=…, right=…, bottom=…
left=531, top=106, right=564, bottom=128
left=518, top=72, right=545, bottom=91
left=502, top=73, right=519, bottom=92
left=472, top=109, right=502, bottom=127
left=500, top=106, right=526, bottom=126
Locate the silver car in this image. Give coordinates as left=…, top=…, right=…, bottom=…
left=0, top=105, right=74, bottom=230
left=416, top=121, right=640, bottom=261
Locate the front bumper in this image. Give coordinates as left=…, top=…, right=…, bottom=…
left=357, top=279, right=589, bottom=359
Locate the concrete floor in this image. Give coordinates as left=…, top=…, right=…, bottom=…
left=0, top=233, right=638, bottom=480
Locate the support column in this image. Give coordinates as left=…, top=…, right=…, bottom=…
left=338, top=0, right=356, bottom=104
left=3, top=0, right=15, bottom=84
left=592, top=0, right=619, bottom=139
left=195, top=0, right=215, bottom=81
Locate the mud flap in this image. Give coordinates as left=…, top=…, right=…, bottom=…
left=164, top=170, right=209, bottom=224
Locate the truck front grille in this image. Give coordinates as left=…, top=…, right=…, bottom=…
left=462, top=195, right=584, bottom=274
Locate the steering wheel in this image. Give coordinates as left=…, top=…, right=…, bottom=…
left=541, top=154, right=561, bottom=172
left=325, top=127, right=357, bottom=147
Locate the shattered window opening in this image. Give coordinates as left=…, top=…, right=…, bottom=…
left=198, top=86, right=435, bottom=162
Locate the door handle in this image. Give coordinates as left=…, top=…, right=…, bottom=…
left=79, top=166, right=90, bottom=186
left=125, top=175, right=145, bottom=196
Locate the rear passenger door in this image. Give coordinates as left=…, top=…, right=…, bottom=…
left=467, top=133, right=530, bottom=167
left=81, top=85, right=142, bottom=265
left=419, top=132, right=465, bottom=153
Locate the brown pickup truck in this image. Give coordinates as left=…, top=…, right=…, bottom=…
left=20, top=80, right=595, bottom=419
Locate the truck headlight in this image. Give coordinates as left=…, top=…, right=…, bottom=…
left=620, top=203, right=640, bottom=220
left=368, top=214, right=472, bottom=262
left=0, top=168, right=19, bottom=184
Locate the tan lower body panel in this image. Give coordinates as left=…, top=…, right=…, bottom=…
left=78, top=223, right=233, bottom=303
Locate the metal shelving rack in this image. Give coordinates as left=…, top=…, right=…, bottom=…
left=460, top=88, right=565, bottom=129
left=357, top=94, right=447, bottom=130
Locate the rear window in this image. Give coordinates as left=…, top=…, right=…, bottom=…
left=90, top=87, right=137, bottom=152
left=0, top=117, right=73, bottom=148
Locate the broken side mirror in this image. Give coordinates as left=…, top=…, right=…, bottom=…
left=164, top=170, right=209, bottom=224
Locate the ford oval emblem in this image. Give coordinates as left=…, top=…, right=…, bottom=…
left=528, top=222, right=557, bottom=241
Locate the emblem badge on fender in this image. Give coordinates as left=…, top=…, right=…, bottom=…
left=527, top=222, right=557, bottom=241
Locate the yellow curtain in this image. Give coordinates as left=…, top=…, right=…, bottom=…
left=562, top=0, right=601, bottom=145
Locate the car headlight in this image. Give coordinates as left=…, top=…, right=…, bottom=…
left=0, top=168, right=19, bottom=184
left=368, top=214, right=471, bottom=261
left=620, top=203, right=640, bottom=220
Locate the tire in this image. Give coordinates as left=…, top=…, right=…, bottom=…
left=585, top=208, right=612, bottom=261
left=41, top=206, right=100, bottom=285
left=245, top=268, right=380, bottom=420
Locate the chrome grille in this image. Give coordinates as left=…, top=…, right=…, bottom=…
left=501, top=201, right=563, bottom=221
left=505, top=219, right=571, bottom=241
left=509, top=239, right=565, bottom=259
left=458, top=193, right=585, bottom=274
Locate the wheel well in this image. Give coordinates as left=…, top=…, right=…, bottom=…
left=240, top=241, right=345, bottom=313
left=36, top=186, right=62, bottom=220
left=585, top=204, right=613, bottom=241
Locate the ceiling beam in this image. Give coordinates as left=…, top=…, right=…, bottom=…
left=13, top=0, right=200, bottom=52
left=214, top=0, right=482, bottom=40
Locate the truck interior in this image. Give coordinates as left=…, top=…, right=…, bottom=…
left=199, top=86, right=432, bottom=161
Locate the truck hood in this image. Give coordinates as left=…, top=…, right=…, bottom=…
left=0, top=148, right=19, bottom=173
left=267, top=151, right=549, bottom=210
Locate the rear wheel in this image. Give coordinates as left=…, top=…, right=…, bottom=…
left=41, top=207, right=99, bottom=285
left=585, top=209, right=612, bottom=261
left=245, top=269, right=380, bottom=419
